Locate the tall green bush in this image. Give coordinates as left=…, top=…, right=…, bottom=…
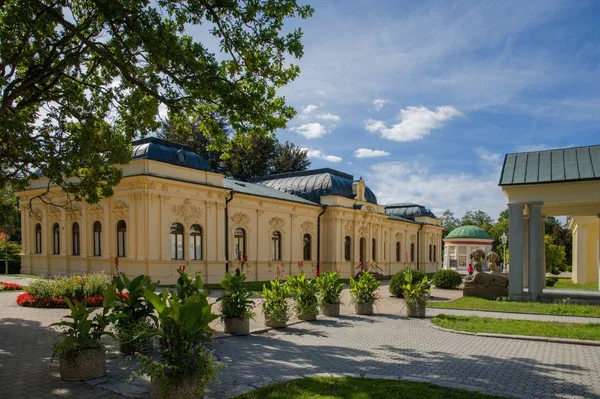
left=389, top=269, right=426, bottom=298
left=432, top=270, right=462, bottom=289
left=27, top=273, right=111, bottom=299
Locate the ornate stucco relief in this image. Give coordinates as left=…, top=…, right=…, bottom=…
left=344, top=221, right=354, bottom=236
left=231, top=212, right=250, bottom=229
left=170, top=199, right=203, bottom=224
left=269, top=216, right=285, bottom=231
left=112, top=201, right=129, bottom=218
left=358, top=224, right=368, bottom=237
left=301, top=220, right=315, bottom=234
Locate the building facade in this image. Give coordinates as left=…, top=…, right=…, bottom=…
left=17, top=138, right=443, bottom=284
left=568, top=216, right=599, bottom=285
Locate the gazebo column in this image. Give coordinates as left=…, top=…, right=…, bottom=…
left=528, top=203, right=544, bottom=301
left=508, top=203, right=524, bottom=300
left=522, top=215, right=529, bottom=289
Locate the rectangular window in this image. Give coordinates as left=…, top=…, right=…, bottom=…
left=94, top=232, right=102, bottom=256
left=117, top=231, right=126, bottom=257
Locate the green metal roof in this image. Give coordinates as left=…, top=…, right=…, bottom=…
left=223, top=178, right=319, bottom=206
left=499, top=145, right=600, bottom=186
left=445, top=225, right=492, bottom=240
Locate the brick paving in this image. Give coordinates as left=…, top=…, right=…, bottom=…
left=2, top=285, right=600, bottom=399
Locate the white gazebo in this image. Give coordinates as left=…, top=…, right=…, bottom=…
left=443, top=225, right=493, bottom=272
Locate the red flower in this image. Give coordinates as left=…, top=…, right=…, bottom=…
left=315, top=269, right=320, bottom=278
left=178, top=265, right=186, bottom=272
left=16, top=293, right=104, bottom=308
left=0, top=281, right=23, bottom=291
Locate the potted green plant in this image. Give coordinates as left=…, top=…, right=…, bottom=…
left=316, top=271, right=344, bottom=316
left=349, top=272, right=380, bottom=315
left=137, top=271, right=219, bottom=399
left=216, top=270, right=255, bottom=335
left=402, top=269, right=431, bottom=318
left=50, top=288, right=115, bottom=381
left=260, top=278, right=292, bottom=328
left=109, top=272, right=158, bottom=354
left=287, top=273, right=319, bottom=321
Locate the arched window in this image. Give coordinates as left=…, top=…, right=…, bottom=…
left=433, top=245, right=437, bottom=262
left=52, top=223, right=60, bottom=255
left=303, top=233, right=311, bottom=261
left=344, top=236, right=351, bottom=261
left=396, top=242, right=401, bottom=262
left=429, top=245, right=432, bottom=262
left=117, top=220, right=126, bottom=257
left=234, top=228, right=246, bottom=260
left=372, top=238, right=377, bottom=262
left=72, top=222, right=80, bottom=256
left=170, top=223, right=184, bottom=260
left=271, top=231, right=281, bottom=260
left=93, top=221, right=102, bottom=256
left=359, top=237, right=366, bottom=263
left=190, top=224, right=202, bottom=260
left=410, top=243, right=415, bottom=262
left=35, top=223, right=42, bottom=254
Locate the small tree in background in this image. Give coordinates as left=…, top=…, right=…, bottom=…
left=545, top=234, right=566, bottom=275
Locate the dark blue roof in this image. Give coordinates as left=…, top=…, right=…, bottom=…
left=132, top=137, right=211, bottom=171
left=223, top=179, right=318, bottom=206
left=384, top=203, right=436, bottom=220
left=249, top=168, right=378, bottom=204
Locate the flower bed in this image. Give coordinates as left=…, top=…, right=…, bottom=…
left=0, top=281, right=24, bottom=291
left=17, top=292, right=104, bottom=308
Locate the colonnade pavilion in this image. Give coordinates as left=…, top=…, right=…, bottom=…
left=500, top=144, right=600, bottom=300
left=16, top=137, right=443, bottom=284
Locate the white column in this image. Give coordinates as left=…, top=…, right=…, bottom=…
left=508, top=203, right=524, bottom=300
left=528, top=203, right=543, bottom=301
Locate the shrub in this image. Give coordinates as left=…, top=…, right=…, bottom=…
left=287, top=274, right=319, bottom=316
left=216, top=271, right=255, bottom=321
left=349, top=272, right=380, bottom=305
left=546, top=277, right=559, bottom=287
left=0, top=281, right=23, bottom=291
left=260, top=278, right=292, bottom=323
left=27, top=273, right=110, bottom=299
left=432, top=270, right=463, bottom=289
left=316, top=271, right=344, bottom=305
left=389, top=269, right=426, bottom=297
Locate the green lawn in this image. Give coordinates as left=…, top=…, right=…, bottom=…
left=432, top=314, right=600, bottom=341
left=552, top=278, right=598, bottom=291
left=428, top=297, right=600, bottom=317
left=232, top=376, right=508, bottom=399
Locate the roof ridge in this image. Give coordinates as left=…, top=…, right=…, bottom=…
left=249, top=168, right=354, bottom=182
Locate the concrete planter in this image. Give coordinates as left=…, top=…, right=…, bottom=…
left=264, top=317, right=287, bottom=328
left=224, top=317, right=250, bottom=335
left=59, top=348, right=106, bottom=381
left=406, top=302, right=426, bottom=318
left=297, top=312, right=317, bottom=321
left=151, top=374, right=204, bottom=399
left=320, top=303, right=340, bottom=317
left=354, top=302, right=374, bottom=315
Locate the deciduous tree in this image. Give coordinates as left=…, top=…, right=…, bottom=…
left=1, top=0, right=313, bottom=205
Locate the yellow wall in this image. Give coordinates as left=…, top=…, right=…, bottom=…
left=569, top=216, right=599, bottom=285
left=17, top=159, right=443, bottom=284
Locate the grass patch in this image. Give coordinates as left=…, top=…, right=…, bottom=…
left=432, top=314, right=600, bottom=341
left=428, top=297, right=600, bottom=317
left=552, top=278, right=598, bottom=291
left=231, top=376, right=508, bottom=399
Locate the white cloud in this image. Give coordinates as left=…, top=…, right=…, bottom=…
left=301, top=104, right=318, bottom=114
left=354, top=148, right=391, bottom=158
left=365, top=105, right=461, bottom=142
left=366, top=160, right=506, bottom=219
left=475, top=147, right=502, bottom=165
left=364, top=119, right=387, bottom=133
left=316, top=112, right=341, bottom=122
left=514, top=144, right=553, bottom=153
left=291, top=123, right=329, bottom=139
left=158, top=103, right=168, bottom=120
left=303, top=149, right=342, bottom=163
left=373, top=98, right=389, bottom=111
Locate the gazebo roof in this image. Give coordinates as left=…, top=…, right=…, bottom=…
left=445, top=225, right=492, bottom=240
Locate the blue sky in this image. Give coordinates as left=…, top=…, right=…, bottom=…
left=263, top=0, right=600, bottom=220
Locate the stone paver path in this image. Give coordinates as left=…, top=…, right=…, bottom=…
left=427, top=308, right=600, bottom=324
left=2, top=285, right=600, bottom=399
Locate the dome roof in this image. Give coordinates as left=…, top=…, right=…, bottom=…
left=446, top=225, right=492, bottom=240
left=132, top=137, right=211, bottom=171
left=249, top=168, right=378, bottom=204
left=384, top=203, right=436, bottom=220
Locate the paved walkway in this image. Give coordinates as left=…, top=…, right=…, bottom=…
left=2, top=286, right=600, bottom=399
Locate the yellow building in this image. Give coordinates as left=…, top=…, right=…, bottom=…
left=568, top=216, right=599, bottom=285
left=16, top=138, right=443, bottom=284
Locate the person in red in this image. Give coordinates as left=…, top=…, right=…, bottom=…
left=467, top=263, right=474, bottom=276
